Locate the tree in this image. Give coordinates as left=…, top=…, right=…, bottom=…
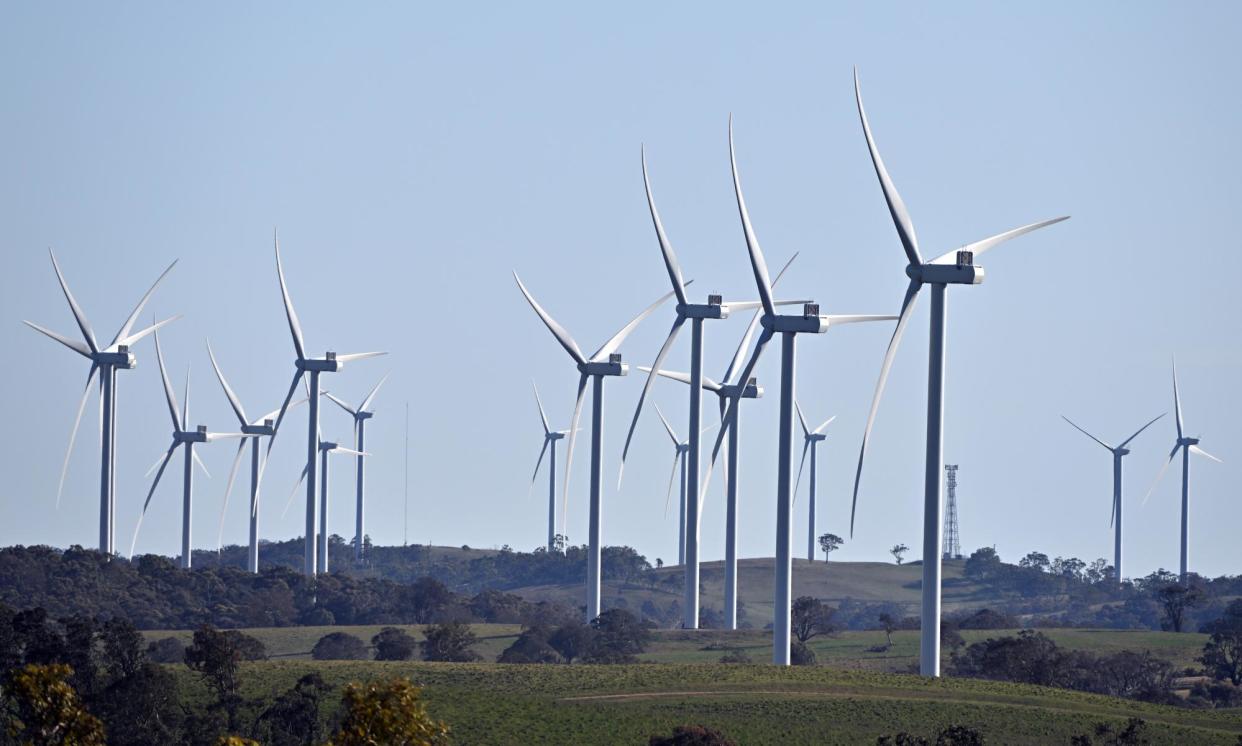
left=6, top=663, right=106, bottom=746
left=890, top=544, right=909, bottom=565
left=312, top=632, right=369, bottom=661
left=790, top=641, right=816, bottom=665
left=548, top=621, right=594, bottom=664
left=184, top=625, right=243, bottom=731
left=146, top=636, right=185, bottom=663
left=94, top=663, right=183, bottom=746
left=325, top=677, right=448, bottom=746
left=1019, top=552, right=1050, bottom=572
left=584, top=609, right=650, bottom=663
left=648, top=724, right=737, bottom=745
left=1201, top=600, right=1242, bottom=685
left=253, top=673, right=332, bottom=746
left=1153, top=582, right=1204, bottom=632
left=99, top=617, right=145, bottom=682
left=818, top=533, right=843, bottom=562
left=372, top=627, right=418, bottom=661
left=421, top=621, right=479, bottom=662
left=963, top=547, right=1003, bottom=582
left=497, top=628, right=560, bottom=664
left=878, top=612, right=896, bottom=648
left=790, top=596, right=837, bottom=643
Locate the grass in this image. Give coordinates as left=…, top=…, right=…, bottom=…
left=173, top=661, right=1242, bottom=745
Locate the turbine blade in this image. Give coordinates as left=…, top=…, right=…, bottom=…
left=641, top=146, right=689, bottom=306
left=55, top=364, right=99, bottom=508
left=664, top=451, right=681, bottom=520
left=722, top=253, right=797, bottom=385
left=281, top=463, right=311, bottom=519
left=266, top=370, right=304, bottom=458
left=796, top=401, right=810, bottom=437
left=617, top=316, right=685, bottom=487
left=591, top=284, right=684, bottom=362
left=1118, top=413, right=1166, bottom=449
left=513, top=272, right=587, bottom=365
left=728, top=117, right=775, bottom=317
left=850, top=279, right=921, bottom=536
left=637, top=366, right=722, bottom=392
left=330, top=446, right=367, bottom=457
left=324, top=393, right=358, bottom=417
left=1190, top=444, right=1221, bottom=463
left=1061, top=415, right=1114, bottom=452
left=205, top=432, right=247, bottom=442
left=533, top=381, right=551, bottom=435
left=853, top=69, right=922, bottom=265
left=23, top=321, right=92, bottom=358
left=823, top=314, right=900, bottom=327
left=358, top=373, right=390, bottom=412
left=154, top=329, right=183, bottom=431
left=930, top=216, right=1071, bottom=265
left=1142, top=444, right=1181, bottom=505
left=254, top=394, right=309, bottom=427
left=217, top=438, right=248, bottom=551
left=653, top=404, right=680, bottom=446
left=47, top=250, right=99, bottom=353
left=130, top=442, right=178, bottom=558
left=1172, top=358, right=1184, bottom=439
left=116, top=316, right=181, bottom=349
left=529, top=437, right=550, bottom=493
left=1110, top=489, right=1118, bottom=530
left=793, top=440, right=811, bottom=507
left=193, top=448, right=210, bottom=479
left=698, top=327, right=774, bottom=511
left=206, top=339, right=249, bottom=425
left=182, top=368, right=191, bottom=429
left=561, top=373, right=590, bottom=529
left=335, top=351, right=387, bottom=364
left=274, top=230, right=307, bottom=361
left=814, top=415, right=836, bottom=435
left=111, top=259, right=178, bottom=347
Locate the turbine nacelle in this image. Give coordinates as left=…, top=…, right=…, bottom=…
left=241, top=419, right=276, bottom=437
left=807, top=433, right=828, bottom=443
left=720, top=376, right=763, bottom=400
left=319, top=441, right=340, bottom=452
left=909, top=261, right=984, bottom=286
left=175, top=425, right=210, bottom=444
left=763, top=311, right=830, bottom=335
left=676, top=294, right=731, bottom=320
left=93, top=345, right=136, bottom=368
left=1179, top=436, right=1201, bottom=447
left=298, top=354, right=343, bottom=373
left=356, top=410, right=375, bottom=421
left=579, top=353, right=627, bottom=377
left=1114, top=446, right=1131, bottom=457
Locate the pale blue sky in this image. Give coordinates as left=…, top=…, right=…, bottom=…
left=2, top=2, right=1239, bottom=579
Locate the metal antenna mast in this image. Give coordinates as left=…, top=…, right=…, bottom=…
left=403, top=401, right=409, bottom=547
left=942, top=465, right=961, bottom=560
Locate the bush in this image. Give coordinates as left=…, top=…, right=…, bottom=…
left=790, top=641, right=816, bottom=666
left=421, top=621, right=479, bottom=662
left=312, top=632, right=369, bottom=661
left=718, top=648, right=752, bottom=664
left=325, top=677, right=448, bottom=745
left=498, top=628, right=560, bottom=664
left=648, top=724, right=737, bottom=745
left=548, top=621, right=595, bottom=664
left=582, top=609, right=649, bottom=664
left=146, top=636, right=186, bottom=663
left=372, top=627, right=417, bottom=661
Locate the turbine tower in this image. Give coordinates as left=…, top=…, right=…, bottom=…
left=24, top=251, right=179, bottom=555
left=641, top=252, right=798, bottom=629
left=529, top=381, right=570, bottom=551
left=514, top=272, right=676, bottom=621
left=706, top=119, right=895, bottom=665
left=794, top=402, right=835, bottom=562
left=848, top=69, right=1069, bottom=677
left=267, top=232, right=386, bottom=577
left=1144, top=359, right=1221, bottom=584
left=130, top=332, right=243, bottom=567
left=1061, top=412, right=1164, bottom=583
left=285, top=438, right=368, bottom=575
left=207, top=340, right=311, bottom=573
left=653, top=405, right=691, bottom=566
left=325, top=373, right=390, bottom=563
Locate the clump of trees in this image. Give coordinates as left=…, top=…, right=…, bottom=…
left=312, top=632, right=368, bottom=661
left=497, top=609, right=650, bottom=664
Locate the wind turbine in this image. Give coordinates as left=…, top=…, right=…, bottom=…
left=267, top=232, right=386, bottom=576
left=284, top=438, right=368, bottom=575
left=1143, top=359, right=1221, bottom=584
left=707, top=119, right=895, bottom=664
left=514, top=272, right=678, bottom=621
left=206, top=339, right=311, bottom=573
left=24, top=250, right=178, bottom=554
left=639, top=252, right=798, bottom=629
left=618, top=149, right=806, bottom=630
left=1062, top=412, right=1163, bottom=584
left=324, top=373, right=390, bottom=563
left=794, top=402, right=835, bottom=562
left=647, top=404, right=716, bottom=567
left=847, top=70, right=1069, bottom=677
left=529, top=381, right=570, bottom=551
left=130, top=332, right=243, bottom=567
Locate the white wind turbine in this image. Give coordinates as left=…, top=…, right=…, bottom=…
left=24, top=250, right=179, bottom=555
left=130, top=331, right=244, bottom=567
left=529, top=381, right=571, bottom=551
left=207, top=339, right=312, bottom=573
left=640, top=252, right=798, bottom=629
left=1143, top=359, right=1221, bottom=584
left=618, top=150, right=806, bottom=629
left=647, top=404, right=716, bottom=567
left=1061, top=412, right=1163, bottom=584
left=284, top=436, right=367, bottom=575
left=514, top=272, right=678, bottom=621
left=848, top=70, right=1069, bottom=677
left=324, top=373, right=390, bottom=563
left=702, top=119, right=895, bottom=664
left=266, top=232, right=386, bottom=577
left=794, top=402, right=835, bottom=562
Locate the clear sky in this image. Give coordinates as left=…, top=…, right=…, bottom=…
left=2, top=2, right=1239, bottom=580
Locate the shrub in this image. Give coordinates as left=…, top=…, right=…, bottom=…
left=146, top=636, right=186, bottom=663
left=312, top=632, right=369, bottom=661
left=498, top=628, right=560, bottom=664
left=372, top=627, right=418, bottom=661
left=790, top=641, right=816, bottom=666
left=421, top=622, right=479, bottom=662
left=648, top=724, right=737, bottom=745
left=325, top=677, right=448, bottom=745
left=718, top=648, right=752, bottom=664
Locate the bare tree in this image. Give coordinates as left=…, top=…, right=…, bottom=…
left=890, top=544, right=909, bottom=565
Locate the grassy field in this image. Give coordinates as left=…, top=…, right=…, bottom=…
left=172, top=661, right=1242, bottom=745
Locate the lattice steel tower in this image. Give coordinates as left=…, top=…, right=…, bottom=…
left=943, top=465, right=961, bottom=560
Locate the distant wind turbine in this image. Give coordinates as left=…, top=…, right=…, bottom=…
left=648, top=404, right=715, bottom=566
left=285, top=438, right=368, bottom=575
left=1061, top=412, right=1163, bottom=583
left=1143, top=359, right=1221, bottom=584
left=794, top=402, right=835, bottom=563
left=848, top=69, right=1069, bottom=677
left=325, top=373, right=390, bottom=563
left=514, top=272, right=677, bottom=621
left=130, top=331, right=243, bottom=567
left=529, top=381, right=571, bottom=551
left=24, top=250, right=179, bottom=554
